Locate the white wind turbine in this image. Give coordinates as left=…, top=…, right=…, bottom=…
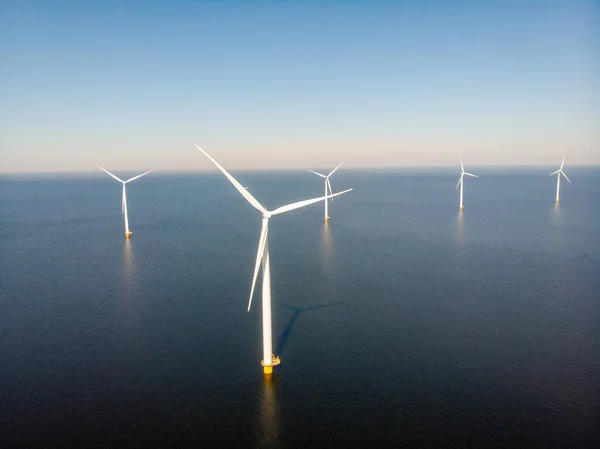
left=456, top=158, right=478, bottom=211
left=549, top=156, right=571, bottom=203
left=196, top=145, right=352, bottom=375
left=307, top=162, right=343, bottom=221
left=96, top=166, right=154, bottom=237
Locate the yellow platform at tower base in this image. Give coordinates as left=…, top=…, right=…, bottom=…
left=261, top=354, right=281, bottom=374
left=125, top=233, right=132, bottom=238
left=459, top=206, right=464, bottom=211
left=324, top=217, right=329, bottom=222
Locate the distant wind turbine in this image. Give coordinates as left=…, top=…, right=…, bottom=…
left=549, top=156, right=571, bottom=203
left=307, top=162, right=344, bottom=221
left=456, top=158, right=478, bottom=211
left=96, top=166, right=154, bottom=237
left=196, top=145, right=352, bottom=375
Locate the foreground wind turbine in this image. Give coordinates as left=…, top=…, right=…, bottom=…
left=549, top=156, right=571, bottom=203
left=307, top=162, right=343, bottom=221
left=196, top=145, right=352, bottom=375
left=96, top=166, right=154, bottom=237
left=456, top=158, right=478, bottom=211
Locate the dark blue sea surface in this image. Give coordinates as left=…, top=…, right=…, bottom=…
left=1, top=168, right=599, bottom=447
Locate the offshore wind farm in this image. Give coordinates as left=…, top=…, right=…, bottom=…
left=1, top=165, right=598, bottom=447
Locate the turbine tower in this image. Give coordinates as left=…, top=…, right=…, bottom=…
left=196, top=145, right=351, bottom=375
left=456, top=158, right=478, bottom=211
left=96, top=166, right=154, bottom=237
left=307, top=162, right=343, bottom=221
left=549, top=156, right=571, bottom=203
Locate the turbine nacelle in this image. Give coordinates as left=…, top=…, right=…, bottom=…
left=307, top=162, right=343, bottom=181
left=96, top=165, right=154, bottom=184
left=456, top=158, right=478, bottom=187
left=549, top=156, right=571, bottom=184
left=196, top=144, right=352, bottom=312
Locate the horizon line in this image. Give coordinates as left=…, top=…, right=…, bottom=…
left=1, top=163, right=598, bottom=175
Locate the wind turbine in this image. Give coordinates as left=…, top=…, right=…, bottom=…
left=456, top=158, right=478, bottom=211
left=549, top=156, right=571, bottom=203
left=96, top=166, right=154, bottom=237
left=307, top=162, right=343, bottom=221
left=196, top=145, right=352, bottom=375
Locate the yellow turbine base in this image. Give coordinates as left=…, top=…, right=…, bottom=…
left=261, top=355, right=281, bottom=374
left=125, top=233, right=132, bottom=238
left=459, top=206, right=464, bottom=211
left=555, top=199, right=559, bottom=203
left=324, top=217, right=329, bottom=221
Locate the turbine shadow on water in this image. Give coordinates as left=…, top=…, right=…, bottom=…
left=569, top=251, right=600, bottom=266
left=275, top=300, right=346, bottom=356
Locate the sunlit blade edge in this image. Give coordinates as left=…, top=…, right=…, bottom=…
left=196, top=145, right=267, bottom=214
left=307, top=169, right=327, bottom=178
left=96, top=165, right=124, bottom=183
left=270, top=188, right=352, bottom=216
left=328, top=162, right=344, bottom=177
left=248, top=220, right=268, bottom=311
left=455, top=176, right=463, bottom=190
left=125, top=170, right=154, bottom=183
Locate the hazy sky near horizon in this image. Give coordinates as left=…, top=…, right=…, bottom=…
left=1, top=0, right=599, bottom=172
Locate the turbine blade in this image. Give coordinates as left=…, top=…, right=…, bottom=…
left=560, top=155, right=565, bottom=170
left=96, top=165, right=124, bottom=183
left=464, top=172, right=478, bottom=178
left=306, top=169, right=327, bottom=178
left=270, top=188, right=353, bottom=216
left=455, top=176, right=463, bottom=190
left=327, top=162, right=343, bottom=177
left=549, top=170, right=560, bottom=175
left=125, top=170, right=154, bottom=183
left=460, top=158, right=464, bottom=173
left=196, top=145, right=267, bottom=214
left=327, top=178, right=334, bottom=201
left=248, top=220, right=269, bottom=311
left=561, top=171, right=571, bottom=183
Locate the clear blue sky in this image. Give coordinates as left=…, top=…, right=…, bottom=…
left=1, top=0, right=598, bottom=172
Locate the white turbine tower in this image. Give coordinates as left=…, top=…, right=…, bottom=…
left=307, top=162, right=343, bottom=221
left=549, top=156, right=571, bottom=203
left=196, top=145, right=352, bottom=375
left=456, top=158, right=478, bottom=211
left=96, top=166, right=154, bottom=237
